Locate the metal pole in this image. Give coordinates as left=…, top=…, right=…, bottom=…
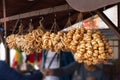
left=96, top=10, right=120, bottom=38
left=3, top=0, right=10, bottom=64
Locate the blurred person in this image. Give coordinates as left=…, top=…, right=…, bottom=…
left=86, top=76, right=96, bottom=80
left=43, top=62, right=110, bottom=80
left=42, top=50, right=60, bottom=80
left=0, top=61, right=43, bottom=80
left=42, top=50, right=74, bottom=80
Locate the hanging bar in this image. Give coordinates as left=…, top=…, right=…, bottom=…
left=0, top=4, right=72, bottom=22
left=96, top=10, right=120, bottom=38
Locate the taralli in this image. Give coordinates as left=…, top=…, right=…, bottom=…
left=6, top=34, right=18, bottom=49
left=6, top=27, right=113, bottom=65
left=74, top=28, right=113, bottom=65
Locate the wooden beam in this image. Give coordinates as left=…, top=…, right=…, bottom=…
left=0, top=4, right=71, bottom=22
left=96, top=10, right=120, bottom=38
left=3, top=0, right=6, bottom=37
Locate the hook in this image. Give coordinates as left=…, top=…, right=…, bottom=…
left=89, top=12, right=94, bottom=21
left=91, top=15, right=94, bottom=20
left=19, top=14, right=22, bottom=24
left=54, top=14, right=56, bottom=18
left=67, top=5, right=71, bottom=17
left=54, top=14, right=57, bottom=21
left=54, top=18, right=56, bottom=23
left=52, top=7, right=57, bottom=20
left=39, top=11, right=41, bottom=15
left=30, top=19, right=32, bottom=23
left=68, top=12, right=71, bottom=17
left=39, top=16, right=44, bottom=24
left=40, top=17, right=44, bottom=21
left=104, top=7, right=106, bottom=11
left=20, top=19, right=22, bottom=24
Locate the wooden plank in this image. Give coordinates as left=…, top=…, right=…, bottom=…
left=0, top=4, right=71, bottom=22
left=96, top=10, right=120, bottom=38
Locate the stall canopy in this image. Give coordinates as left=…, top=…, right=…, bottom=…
left=66, top=0, right=120, bottom=12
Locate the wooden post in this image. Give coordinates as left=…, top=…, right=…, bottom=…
left=96, top=10, right=120, bottom=38
left=118, top=3, right=120, bottom=60
left=119, top=40, right=120, bottom=60
left=3, top=0, right=10, bottom=65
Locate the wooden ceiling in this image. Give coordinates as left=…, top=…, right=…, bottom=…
left=0, top=0, right=82, bottom=33
left=0, top=0, right=66, bottom=17
left=0, top=0, right=118, bottom=34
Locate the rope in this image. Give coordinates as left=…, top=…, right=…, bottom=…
left=50, top=18, right=59, bottom=33
left=12, top=19, right=20, bottom=34
left=64, top=17, right=71, bottom=28
left=28, top=22, right=34, bottom=33
left=18, top=23, right=24, bottom=35
left=76, top=13, right=83, bottom=23
left=76, top=13, right=84, bottom=28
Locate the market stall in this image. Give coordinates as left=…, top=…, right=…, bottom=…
left=0, top=0, right=120, bottom=79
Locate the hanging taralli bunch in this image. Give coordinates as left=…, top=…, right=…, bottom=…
left=18, top=29, right=44, bottom=54
left=48, top=33, right=56, bottom=51
left=20, top=18, right=45, bottom=54
left=24, top=33, right=36, bottom=54
left=42, top=15, right=63, bottom=53
left=15, top=23, right=25, bottom=50
left=52, top=32, right=65, bottom=53
left=69, top=27, right=86, bottom=53
left=6, top=34, right=18, bottom=49
left=32, top=29, right=44, bottom=53
left=63, top=27, right=86, bottom=53
left=74, top=28, right=114, bottom=65
left=42, top=32, right=51, bottom=50
left=15, top=22, right=33, bottom=54
left=15, top=35, right=26, bottom=51
left=30, top=17, right=45, bottom=53
left=6, top=22, right=25, bottom=49
left=63, top=28, right=76, bottom=52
